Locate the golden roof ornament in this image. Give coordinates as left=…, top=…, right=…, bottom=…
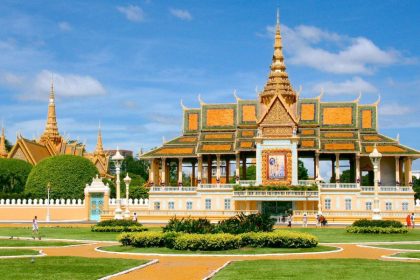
left=0, top=125, right=8, bottom=158
left=95, top=121, right=104, bottom=155
left=40, top=74, right=60, bottom=143
left=259, top=8, right=296, bottom=107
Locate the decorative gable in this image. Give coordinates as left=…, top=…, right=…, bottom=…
left=11, top=147, right=29, bottom=163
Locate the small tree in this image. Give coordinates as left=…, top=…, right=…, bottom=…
left=0, top=158, right=32, bottom=194
left=298, top=160, right=309, bottom=180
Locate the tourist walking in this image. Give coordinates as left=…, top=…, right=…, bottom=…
left=287, top=214, right=293, bottom=228
left=132, top=212, right=138, bottom=223
left=316, top=214, right=320, bottom=228
left=411, top=213, right=415, bottom=228
left=32, top=216, right=39, bottom=239
left=302, top=213, right=308, bottom=227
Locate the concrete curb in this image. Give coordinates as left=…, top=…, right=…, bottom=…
left=0, top=249, right=46, bottom=259
left=202, top=261, right=232, bottom=280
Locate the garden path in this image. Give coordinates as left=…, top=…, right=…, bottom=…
left=38, top=242, right=419, bottom=280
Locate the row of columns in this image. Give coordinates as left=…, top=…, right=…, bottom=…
left=148, top=153, right=251, bottom=186
left=312, top=153, right=413, bottom=186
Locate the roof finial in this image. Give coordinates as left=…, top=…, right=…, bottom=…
left=317, top=87, right=324, bottom=100
left=353, top=91, right=362, bottom=103
left=180, top=99, right=188, bottom=110
left=50, top=73, right=55, bottom=104
left=233, top=89, right=241, bottom=101
left=0, top=123, right=7, bottom=158
left=396, top=133, right=400, bottom=143
left=373, top=94, right=381, bottom=106
left=276, top=8, right=280, bottom=26
left=95, top=121, right=104, bottom=154
left=198, top=94, right=206, bottom=105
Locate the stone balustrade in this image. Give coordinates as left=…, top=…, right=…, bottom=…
left=0, top=198, right=85, bottom=206
left=109, top=198, right=149, bottom=206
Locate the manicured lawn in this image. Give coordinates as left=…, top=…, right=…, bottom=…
left=394, top=252, right=420, bottom=259
left=0, top=249, right=39, bottom=256
left=100, top=245, right=336, bottom=255
left=0, top=239, right=80, bottom=247
left=213, top=259, right=420, bottom=280
left=0, top=256, right=147, bottom=280
left=371, top=244, right=420, bottom=250
left=277, top=228, right=420, bottom=243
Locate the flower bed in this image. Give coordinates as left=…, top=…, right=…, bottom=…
left=118, top=230, right=318, bottom=251
left=346, top=226, right=408, bottom=234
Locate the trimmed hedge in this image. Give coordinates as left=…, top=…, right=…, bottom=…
left=346, top=226, right=408, bottom=234
left=173, top=233, right=241, bottom=251
left=96, top=219, right=138, bottom=227
left=118, top=231, right=319, bottom=251
left=163, top=217, right=215, bottom=234
left=352, top=219, right=403, bottom=228
left=25, top=155, right=98, bottom=199
left=91, top=225, right=147, bottom=232
left=240, top=231, right=318, bottom=248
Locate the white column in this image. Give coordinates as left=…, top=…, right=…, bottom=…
left=405, top=157, right=412, bottom=186
left=216, top=154, right=221, bottom=186
left=149, top=159, right=155, bottom=186
left=161, top=158, right=166, bottom=186
left=178, top=157, right=183, bottom=186
left=315, top=153, right=320, bottom=180
left=355, top=155, right=360, bottom=187
left=235, top=152, right=240, bottom=184
left=335, top=153, right=340, bottom=185
left=197, top=155, right=202, bottom=185
left=395, top=156, right=400, bottom=186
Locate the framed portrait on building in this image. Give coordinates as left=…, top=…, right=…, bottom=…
left=267, top=153, right=287, bottom=180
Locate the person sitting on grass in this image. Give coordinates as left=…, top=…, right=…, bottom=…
left=32, top=216, right=40, bottom=240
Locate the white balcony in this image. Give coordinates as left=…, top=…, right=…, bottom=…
left=150, top=186, right=197, bottom=192
left=233, top=190, right=319, bottom=201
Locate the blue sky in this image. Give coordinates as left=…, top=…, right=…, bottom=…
left=0, top=0, right=419, bottom=168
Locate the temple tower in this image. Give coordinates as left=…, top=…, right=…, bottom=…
left=256, top=10, right=299, bottom=186
left=0, top=126, right=8, bottom=158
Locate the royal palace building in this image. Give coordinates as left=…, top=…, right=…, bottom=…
left=139, top=12, right=420, bottom=223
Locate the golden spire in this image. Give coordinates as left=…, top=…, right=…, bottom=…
left=40, top=75, right=60, bottom=143
left=95, top=121, right=104, bottom=155
left=260, top=9, right=296, bottom=106
left=0, top=125, right=8, bottom=158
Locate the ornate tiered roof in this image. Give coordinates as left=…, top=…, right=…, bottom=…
left=141, top=12, right=420, bottom=160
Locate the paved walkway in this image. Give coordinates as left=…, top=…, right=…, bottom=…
left=37, top=241, right=420, bottom=280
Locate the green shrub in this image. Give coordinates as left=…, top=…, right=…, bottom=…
left=352, top=219, right=403, bottom=228
left=163, top=217, right=215, bottom=234
left=240, top=231, right=318, bottom=248
left=25, top=155, right=98, bottom=199
left=118, top=232, right=179, bottom=247
left=91, top=225, right=147, bottom=232
left=173, top=233, right=241, bottom=251
left=217, top=213, right=276, bottom=234
left=0, top=158, right=32, bottom=194
left=346, top=226, right=408, bottom=234
left=96, top=219, right=138, bottom=227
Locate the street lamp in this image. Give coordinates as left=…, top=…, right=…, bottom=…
left=123, top=173, right=132, bottom=219
left=112, top=147, right=125, bottom=219
left=46, top=182, right=51, bottom=222
left=369, top=144, right=382, bottom=220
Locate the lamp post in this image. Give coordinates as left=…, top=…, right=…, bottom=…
left=112, top=147, right=125, bottom=219
left=369, top=144, right=382, bottom=220
left=123, top=173, right=132, bottom=219
left=46, top=182, right=51, bottom=222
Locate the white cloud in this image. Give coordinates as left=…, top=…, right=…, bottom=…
left=169, top=8, right=192, bottom=21
left=117, top=5, right=145, bottom=22
left=261, top=24, right=404, bottom=74
left=379, top=104, right=413, bottom=116
left=312, top=77, right=377, bottom=95
left=2, top=70, right=106, bottom=100
left=58, top=21, right=72, bottom=32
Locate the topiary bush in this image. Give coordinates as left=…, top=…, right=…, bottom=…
left=0, top=158, right=32, bottom=194
left=92, top=219, right=147, bottom=232
left=240, top=231, right=318, bottom=248
left=352, top=219, right=403, bottom=228
left=346, top=226, right=408, bottom=234
left=25, top=155, right=98, bottom=199
left=119, top=231, right=176, bottom=247
left=173, top=233, right=241, bottom=251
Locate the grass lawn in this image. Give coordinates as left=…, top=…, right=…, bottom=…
left=0, top=239, right=80, bottom=247
left=100, top=245, right=336, bottom=255
left=277, top=228, right=420, bottom=243
left=0, top=249, right=39, bottom=256
left=0, top=256, right=147, bottom=280
left=213, top=259, right=420, bottom=280
left=370, top=244, right=420, bottom=250
left=394, top=252, right=420, bottom=259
